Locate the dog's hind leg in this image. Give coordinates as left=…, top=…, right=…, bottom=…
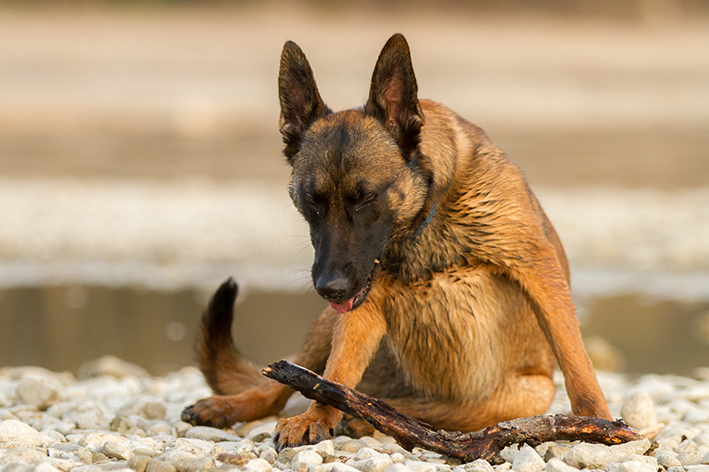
left=181, top=279, right=337, bottom=428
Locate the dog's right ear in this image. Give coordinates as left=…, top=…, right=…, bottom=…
left=278, top=41, right=332, bottom=162
left=365, top=34, right=424, bottom=158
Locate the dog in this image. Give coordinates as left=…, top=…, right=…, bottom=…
left=181, top=33, right=612, bottom=449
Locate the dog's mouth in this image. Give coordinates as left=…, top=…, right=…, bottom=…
left=327, top=261, right=378, bottom=314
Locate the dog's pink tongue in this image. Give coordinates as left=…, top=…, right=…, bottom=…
left=329, top=298, right=354, bottom=314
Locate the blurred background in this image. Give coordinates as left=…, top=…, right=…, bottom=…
left=0, top=0, right=708, bottom=377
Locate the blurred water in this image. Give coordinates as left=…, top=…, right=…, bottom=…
left=0, top=284, right=707, bottom=377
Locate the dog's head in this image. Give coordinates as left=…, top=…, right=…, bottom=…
left=278, top=34, right=430, bottom=313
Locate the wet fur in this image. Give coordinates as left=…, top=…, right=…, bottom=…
left=182, top=34, right=611, bottom=447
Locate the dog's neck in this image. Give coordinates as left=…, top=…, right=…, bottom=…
left=412, top=198, right=439, bottom=239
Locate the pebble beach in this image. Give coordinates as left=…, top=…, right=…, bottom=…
left=2, top=5, right=709, bottom=472
left=2, top=356, right=709, bottom=472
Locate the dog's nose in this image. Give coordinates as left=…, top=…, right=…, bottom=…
left=315, top=276, right=349, bottom=302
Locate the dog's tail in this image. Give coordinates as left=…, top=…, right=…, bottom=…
left=195, top=278, right=264, bottom=395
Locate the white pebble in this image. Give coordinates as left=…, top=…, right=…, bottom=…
left=382, top=465, right=410, bottom=472
left=694, top=434, right=709, bottom=448
left=101, top=441, right=133, bottom=461
left=544, top=458, right=579, bottom=472
left=350, top=455, right=393, bottom=472
left=680, top=451, right=706, bottom=466
left=243, top=458, right=271, bottom=472
left=0, top=463, right=34, bottom=472
left=32, top=463, right=61, bottom=472
left=355, top=448, right=381, bottom=461
left=77, top=432, right=126, bottom=447
left=119, top=397, right=166, bottom=420
left=381, top=443, right=407, bottom=455
left=62, top=403, right=109, bottom=431
left=656, top=421, right=702, bottom=444
left=171, top=421, right=192, bottom=438
left=145, top=423, right=171, bottom=437
left=314, top=440, right=336, bottom=458
left=622, top=455, right=658, bottom=468
left=563, top=439, right=651, bottom=469
left=258, top=446, right=277, bottom=464
left=339, top=440, right=367, bottom=453
left=73, top=465, right=134, bottom=472
left=359, top=437, right=383, bottom=449
left=677, top=439, right=700, bottom=453
left=246, top=422, right=276, bottom=441
left=607, top=459, right=656, bottom=472
left=1, top=447, right=48, bottom=465
left=318, top=463, right=365, bottom=472
left=512, top=445, right=545, bottom=472
left=174, top=437, right=213, bottom=453
left=500, top=445, right=520, bottom=463
left=154, top=444, right=204, bottom=463
left=16, top=376, right=63, bottom=411
left=685, top=466, right=709, bottom=472
left=39, top=458, right=79, bottom=472
left=685, top=410, right=709, bottom=423
left=654, top=449, right=681, bottom=468
left=0, top=420, right=55, bottom=447
left=77, top=356, right=149, bottom=379
left=0, top=389, right=9, bottom=408
left=542, top=444, right=572, bottom=462
left=402, top=460, right=437, bottom=472
left=233, top=439, right=256, bottom=454
left=620, top=392, right=657, bottom=430
left=292, top=449, right=323, bottom=469
left=657, top=437, right=681, bottom=450
left=464, top=459, right=493, bottom=472
left=40, top=430, right=66, bottom=445
left=182, top=426, right=239, bottom=442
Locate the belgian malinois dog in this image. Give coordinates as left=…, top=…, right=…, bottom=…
left=182, top=34, right=612, bottom=448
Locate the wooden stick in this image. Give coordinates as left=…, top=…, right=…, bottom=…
left=263, top=360, right=642, bottom=464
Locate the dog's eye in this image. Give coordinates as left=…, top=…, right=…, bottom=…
left=303, top=195, right=321, bottom=215
left=355, top=193, right=377, bottom=211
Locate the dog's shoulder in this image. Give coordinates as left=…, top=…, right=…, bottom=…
left=418, top=99, right=522, bottom=194
left=419, top=99, right=493, bottom=149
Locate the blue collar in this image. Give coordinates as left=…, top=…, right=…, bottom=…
left=413, top=198, right=438, bottom=238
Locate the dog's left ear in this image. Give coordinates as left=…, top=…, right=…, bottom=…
left=365, top=34, right=425, bottom=157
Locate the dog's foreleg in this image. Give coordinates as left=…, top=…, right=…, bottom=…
left=512, top=250, right=612, bottom=421
left=274, top=287, right=388, bottom=449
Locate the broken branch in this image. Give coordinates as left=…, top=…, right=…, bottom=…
left=263, top=360, right=642, bottom=464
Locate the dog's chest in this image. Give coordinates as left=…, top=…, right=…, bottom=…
left=379, top=267, right=517, bottom=400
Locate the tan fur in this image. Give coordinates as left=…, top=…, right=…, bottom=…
left=182, top=36, right=611, bottom=448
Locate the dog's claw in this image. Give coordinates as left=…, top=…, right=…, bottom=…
left=273, top=412, right=337, bottom=450
left=181, top=405, right=195, bottom=424
left=180, top=397, right=234, bottom=429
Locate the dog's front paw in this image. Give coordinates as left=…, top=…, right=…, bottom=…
left=181, top=395, right=237, bottom=429
left=273, top=403, right=342, bottom=450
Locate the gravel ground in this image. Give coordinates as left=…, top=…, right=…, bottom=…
left=2, top=357, right=709, bottom=472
